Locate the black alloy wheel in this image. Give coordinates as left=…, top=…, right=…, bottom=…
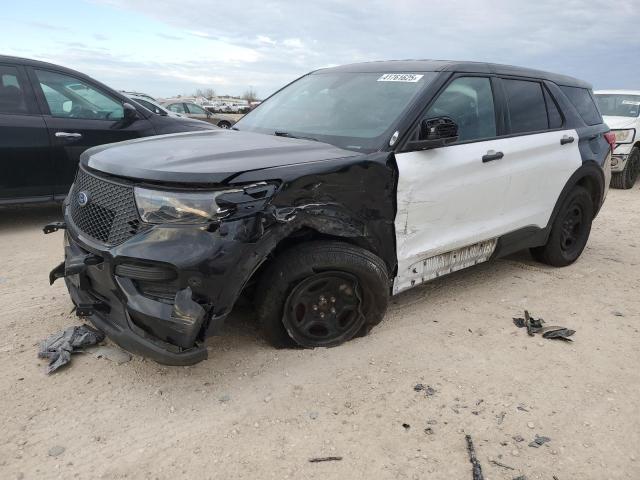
left=282, top=271, right=365, bottom=347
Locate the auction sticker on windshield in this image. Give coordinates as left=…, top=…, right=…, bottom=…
left=377, top=73, right=424, bottom=82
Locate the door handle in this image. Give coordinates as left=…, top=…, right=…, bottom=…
left=560, top=135, right=575, bottom=145
left=482, top=150, right=504, bottom=163
left=55, top=132, right=83, bottom=139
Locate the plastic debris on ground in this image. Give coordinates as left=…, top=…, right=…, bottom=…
left=512, top=310, right=575, bottom=341
left=528, top=435, right=552, bottom=448
left=38, top=324, right=105, bottom=374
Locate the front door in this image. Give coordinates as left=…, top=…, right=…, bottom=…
left=394, top=76, right=513, bottom=293
left=0, top=64, right=52, bottom=201
left=29, top=68, right=154, bottom=197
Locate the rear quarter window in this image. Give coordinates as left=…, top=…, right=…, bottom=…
left=560, top=86, right=602, bottom=126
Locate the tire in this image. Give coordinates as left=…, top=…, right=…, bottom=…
left=610, top=147, right=640, bottom=189
left=255, top=241, right=390, bottom=348
left=530, top=186, right=594, bottom=267
left=217, top=121, right=231, bottom=129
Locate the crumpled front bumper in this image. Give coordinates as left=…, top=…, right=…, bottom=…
left=55, top=233, right=209, bottom=365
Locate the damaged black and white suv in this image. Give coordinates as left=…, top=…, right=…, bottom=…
left=48, top=61, right=613, bottom=365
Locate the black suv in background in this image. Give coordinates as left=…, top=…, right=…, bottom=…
left=0, top=55, right=215, bottom=205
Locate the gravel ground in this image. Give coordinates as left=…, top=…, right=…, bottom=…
left=0, top=187, right=638, bottom=480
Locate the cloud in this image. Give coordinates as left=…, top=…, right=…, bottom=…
left=15, top=0, right=640, bottom=97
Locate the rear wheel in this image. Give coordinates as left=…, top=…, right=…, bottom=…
left=255, top=241, right=389, bottom=348
left=217, top=121, right=231, bottom=129
left=530, top=186, right=593, bottom=267
left=610, top=147, right=639, bottom=189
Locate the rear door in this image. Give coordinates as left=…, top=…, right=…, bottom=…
left=0, top=63, right=52, bottom=202
left=28, top=68, right=155, bottom=197
left=496, top=77, right=582, bottom=230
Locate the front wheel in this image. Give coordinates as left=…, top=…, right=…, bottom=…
left=611, top=147, right=639, bottom=189
left=255, top=241, right=390, bottom=348
left=217, top=121, right=231, bottom=129
left=530, top=186, right=594, bottom=267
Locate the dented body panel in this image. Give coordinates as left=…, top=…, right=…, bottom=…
left=60, top=148, right=398, bottom=364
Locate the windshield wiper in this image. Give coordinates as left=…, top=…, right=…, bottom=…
left=274, top=131, right=319, bottom=142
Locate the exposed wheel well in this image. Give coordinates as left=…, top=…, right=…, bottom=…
left=239, top=228, right=381, bottom=304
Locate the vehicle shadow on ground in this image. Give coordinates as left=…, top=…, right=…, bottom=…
left=211, top=249, right=546, bottom=355
left=0, top=203, right=62, bottom=234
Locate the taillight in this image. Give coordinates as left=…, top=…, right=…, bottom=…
left=604, top=132, right=616, bottom=151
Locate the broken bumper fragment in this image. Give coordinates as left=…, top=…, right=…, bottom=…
left=53, top=233, right=209, bottom=365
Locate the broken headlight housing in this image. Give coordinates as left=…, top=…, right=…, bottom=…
left=134, top=187, right=236, bottom=225
left=611, top=128, right=635, bottom=144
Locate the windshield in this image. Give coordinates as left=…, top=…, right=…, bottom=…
left=235, top=71, right=437, bottom=151
left=595, top=94, right=640, bottom=118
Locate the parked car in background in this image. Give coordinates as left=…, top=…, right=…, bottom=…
left=49, top=60, right=612, bottom=365
left=120, top=90, right=157, bottom=103
left=163, top=101, right=240, bottom=128
left=0, top=55, right=216, bottom=205
left=126, top=94, right=184, bottom=118
left=594, top=90, right=640, bottom=189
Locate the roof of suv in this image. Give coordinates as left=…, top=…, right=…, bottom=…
left=0, top=55, right=91, bottom=77
left=318, top=60, right=591, bottom=89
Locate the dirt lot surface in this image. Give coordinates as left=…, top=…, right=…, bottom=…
left=1, top=188, right=638, bottom=480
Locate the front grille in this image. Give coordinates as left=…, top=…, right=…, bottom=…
left=69, top=167, right=147, bottom=246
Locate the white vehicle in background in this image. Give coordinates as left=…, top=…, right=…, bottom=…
left=595, top=90, right=640, bottom=189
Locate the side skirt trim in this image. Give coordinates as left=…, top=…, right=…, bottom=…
left=392, top=238, right=497, bottom=295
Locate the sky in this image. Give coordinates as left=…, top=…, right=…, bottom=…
left=2, top=0, right=640, bottom=99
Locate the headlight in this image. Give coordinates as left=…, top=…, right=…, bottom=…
left=611, top=128, right=635, bottom=144
left=134, top=187, right=235, bottom=224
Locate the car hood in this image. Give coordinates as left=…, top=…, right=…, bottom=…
left=602, top=115, right=638, bottom=130
left=82, top=129, right=361, bottom=184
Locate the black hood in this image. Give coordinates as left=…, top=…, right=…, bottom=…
left=81, top=129, right=361, bottom=184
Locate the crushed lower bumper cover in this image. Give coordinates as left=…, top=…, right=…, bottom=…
left=53, top=235, right=208, bottom=366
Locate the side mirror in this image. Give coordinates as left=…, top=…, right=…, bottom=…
left=123, top=102, right=139, bottom=122
left=402, top=117, right=459, bottom=152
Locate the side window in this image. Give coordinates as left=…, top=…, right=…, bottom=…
left=35, top=69, right=124, bottom=120
left=135, top=98, right=162, bottom=115
left=186, top=104, right=207, bottom=114
left=167, top=103, right=186, bottom=114
left=503, top=79, right=548, bottom=134
left=0, top=65, right=29, bottom=114
left=424, top=77, right=496, bottom=142
left=544, top=88, right=563, bottom=129
left=560, top=86, right=602, bottom=126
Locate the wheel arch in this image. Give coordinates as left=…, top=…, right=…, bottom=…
left=546, top=162, right=604, bottom=236
left=239, top=224, right=391, bottom=305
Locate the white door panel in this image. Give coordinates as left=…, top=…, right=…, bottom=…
left=394, top=129, right=582, bottom=294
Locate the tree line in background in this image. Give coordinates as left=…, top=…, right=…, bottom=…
left=190, top=87, right=259, bottom=102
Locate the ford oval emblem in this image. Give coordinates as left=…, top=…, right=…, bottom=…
left=77, top=191, right=90, bottom=207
